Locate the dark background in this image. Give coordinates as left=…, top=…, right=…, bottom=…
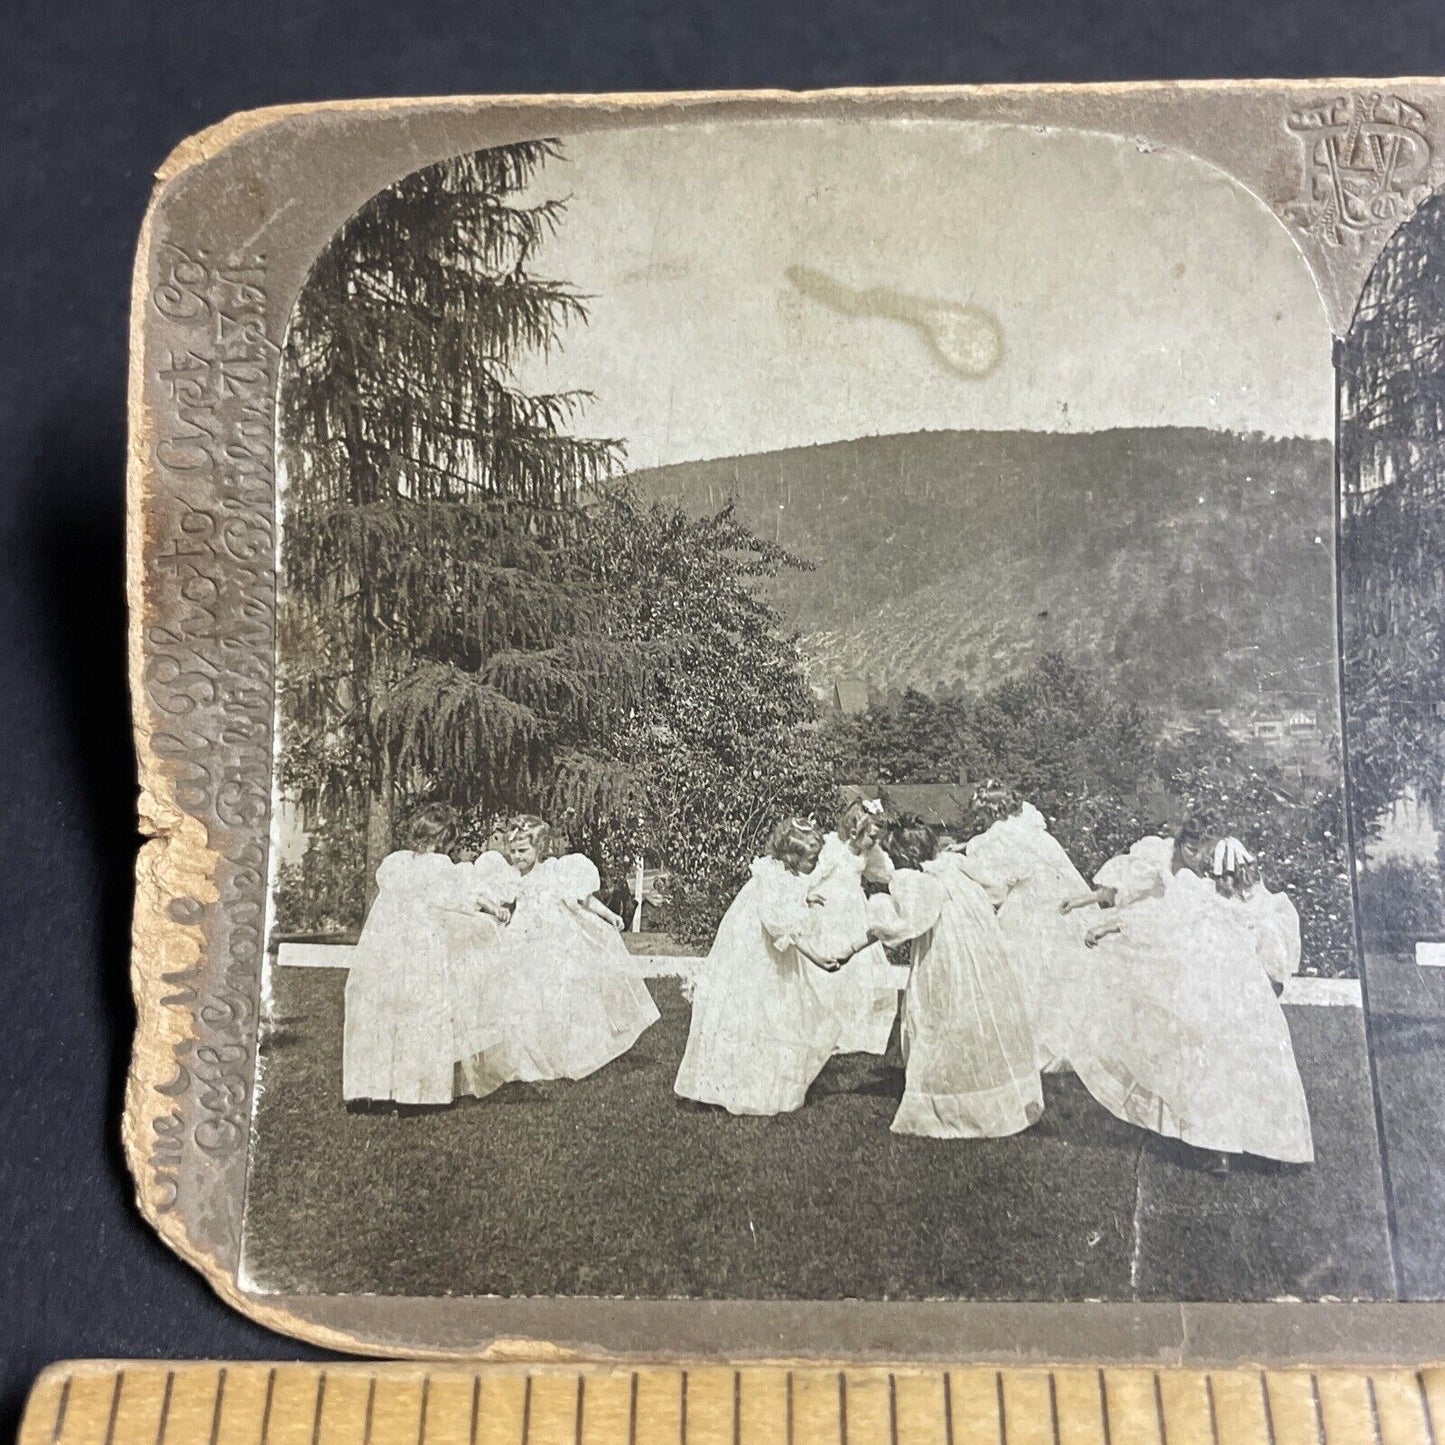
left=8, top=0, right=1445, bottom=1430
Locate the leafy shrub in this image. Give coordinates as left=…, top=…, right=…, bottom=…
left=1356, top=857, right=1445, bottom=942
left=272, top=824, right=367, bottom=939
left=827, top=656, right=1359, bottom=976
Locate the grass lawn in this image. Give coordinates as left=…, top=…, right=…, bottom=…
left=1133, top=1003, right=1395, bottom=1301
left=240, top=971, right=1395, bottom=1301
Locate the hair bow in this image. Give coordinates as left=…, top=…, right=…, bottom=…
left=1211, top=837, right=1255, bottom=876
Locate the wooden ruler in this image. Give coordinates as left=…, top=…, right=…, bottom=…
left=18, top=1363, right=1445, bottom=1445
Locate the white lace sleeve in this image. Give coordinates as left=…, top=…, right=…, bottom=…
left=866, top=870, right=944, bottom=946
left=1094, top=840, right=1169, bottom=908
left=550, top=853, right=603, bottom=900
left=861, top=843, right=895, bottom=885
left=472, top=849, right=518, bottom=903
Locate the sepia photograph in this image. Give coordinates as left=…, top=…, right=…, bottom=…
left=213, top=113, right=1443, bottom=1307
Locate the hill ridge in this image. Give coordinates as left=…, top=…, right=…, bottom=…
left=625, top=426, right=1337, bottom=716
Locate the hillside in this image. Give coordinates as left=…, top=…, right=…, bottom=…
left=625, top=428, right=1337, bottom=717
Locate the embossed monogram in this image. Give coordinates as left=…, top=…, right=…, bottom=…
left=1285, top=93, right=1435, bottom=245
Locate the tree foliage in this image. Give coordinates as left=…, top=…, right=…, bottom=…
left=278, top=140, right=639, bottom=892
left=275, top=141, right=846, bottom=939
left=1340, top=191, right=1445, bottom=842
left=549, top=492, right=843, bottom=940
left=827, top=654, right=1355, bottom=975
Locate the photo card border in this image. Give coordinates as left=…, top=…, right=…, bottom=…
left=126, top=80, right=1445, bottom=1359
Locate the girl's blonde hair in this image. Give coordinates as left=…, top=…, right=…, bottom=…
left=767, top=815, right=824, bottom=868
left=836, top=797, right=885, bottom=842
left=968, top=780, right=1023, bottom=832
left=506, top=813, right=553, bottom=859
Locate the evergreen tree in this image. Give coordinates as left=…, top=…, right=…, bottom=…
left=277, top=140, right=634, bottom=895
left=1339, top=191, right=1445, bottom=844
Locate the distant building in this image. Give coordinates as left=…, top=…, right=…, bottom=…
left=1215, top=693, right=1327, bottom=757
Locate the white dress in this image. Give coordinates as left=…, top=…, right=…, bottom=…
left=959, top=803, right=1097, bottom=1071
left=342, top=850, right=460, bottom=1104
left=442, top=850, right=520, bottom=1093
left=674, top=857, right=843, bottom=1115
left=1239, top=883, right=1303, bottom=987
left=1081, top=863, right=1314, bottom=1162
left=1095, top=835, right=1302, bottom=987
left=807, top=832, right=901, bottom=1055
left=1093, top=834, right=1174, bottom=910
left=463, top=854, right=660, bottom=1095
left=867, top=855, right=1043, bottom=1139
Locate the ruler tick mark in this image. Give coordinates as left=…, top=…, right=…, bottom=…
left=1205, top=1377, right=1219, bottom=1445
left=311, top=1374, right=327, bottom=1445
left=996, top=1372, right=1008, bottom=1445
left=1099, top=1371, right=1113, bottom=1445
left=418, top=1376, right=431, bottom=1445
left=1309, top=1376, right=1324, bottom=1445
left=209, top=1371, right=227, bottom=1445
left=522, top=1378, right=533, bottom=1445
left=681, top=1371, right=689, bottom=1445
left=1366, top=1377, right=1383, bottom=1445
left=469, top=1378, right=481, bottom=1445
left=574, top=1376, right=585, bottom=1445
left=1049, top=1375, right=1060, bottom=1445
left=362, top=1378, right=376, bottom=1445
left=261, top=1370, right=277, bottom=1445
left=1260, top=1373, right=1278, bottom=1445
left=788, top=1374, right=796, bottom=1445
left=50, top=1377, right=71, bottom=1445
left=838, top=1372, right=848, bottom=1445
left=732, top=1372, right=741, bottom=1445
left=888, top=1374, right=898, bottom=1445
left=1154, top=1374, right=1168, bottom=1445
left=1420, top=1373, right=1439, bottom=1445
left=943, top=1373, right=955, bottom=1445
left=103, top=1372, right=125, bottom=1445
left=156, top=1372, right=176, bottom=1445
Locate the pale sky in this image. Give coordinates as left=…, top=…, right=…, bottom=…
left=511, top=119, right=1334, bottom=471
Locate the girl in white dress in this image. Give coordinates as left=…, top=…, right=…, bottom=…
left=954, top=783, right=1097, bottom=1072
left=675, top=818, right=846, bottom=1116
left=343, top=804, right=504, bottom=1106
left=806, top=799, right=902, bottom=1055
left=1062, top=823, right=1303, bottom=989
left=444, top=845, right=521, bottom=1096
left=1245, top=882, right=1303, bottom=989
left=1178, top=824, right=1302, bottom=988
left=858, top=817, right=1043, bottom=1139
left=1077, top=840, right=1314, bottom=1168
left=462, top=816, right=660, bottom=1096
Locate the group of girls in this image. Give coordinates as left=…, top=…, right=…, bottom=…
left=675, top=788, right=1314, bottom=1173
left=338, top=785, right=1314, bottom=1175
left=340, top=805, right=658, bottom=1108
